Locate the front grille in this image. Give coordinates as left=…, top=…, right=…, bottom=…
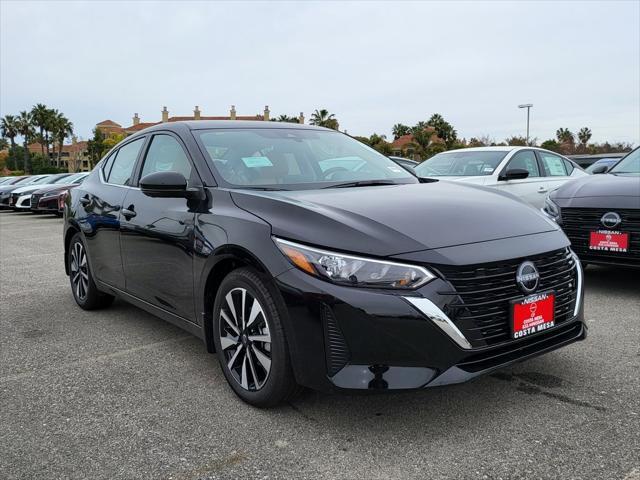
left=321, top=305, right=350, bottom=376
left=434, top=248, right=578, bottom=348
left=561, top=208, right=640, bottom=266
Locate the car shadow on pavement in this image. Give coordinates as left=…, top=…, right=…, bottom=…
left=584, top=265, right=640, bottom=295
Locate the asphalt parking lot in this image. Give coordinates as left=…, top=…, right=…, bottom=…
left=1, top=211, right=639, bottom=480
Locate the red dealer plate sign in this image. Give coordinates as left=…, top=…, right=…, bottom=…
left=589, top=230, right=629, bottom=253
left=511, top=292, right=555, bottom=340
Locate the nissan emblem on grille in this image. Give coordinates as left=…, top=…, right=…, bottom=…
left=601, top=211, right=622, bottom=229
left=516, top=261, right=539, bottom=293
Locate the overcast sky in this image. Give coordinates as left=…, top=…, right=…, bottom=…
left=1, top=0, right=639, bottom=145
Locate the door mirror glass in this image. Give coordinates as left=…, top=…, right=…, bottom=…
left=499, top=168, right=530, bottom=181
left=140, top=171, right=188, bottom=198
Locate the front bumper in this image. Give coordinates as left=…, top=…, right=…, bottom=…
left=13, top=195, right=32, bottom=210
left=274, top=262, right=585, bottom=393
left=31, top=195, right=59, bottom=213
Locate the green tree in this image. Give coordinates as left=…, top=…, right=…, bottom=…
left=577, top=127, right=592, bottom=148
left=31, top=103, right=52, bottom=164
left=1, top=115, right=18, bottom=151
left=272, top=114, right=299, bottom=123
left=409, top=126, right=433, bottom=158
left=391, top=123, right=411, bottom=140
left=0, top=138, right=8, bottom=150
left=310, top=109, right=339, bottom=130
left=556, top=128, right=574, bottom=144
left=506, top=135, right=528, bottom=146
left=427, top=113, right=457, bottom=148
left=87, top=128, right=107, bottom=168
left=541, top=139, right=562, bottom=152
left=16, top=111, right=34, bottom=173
left=51, top=112, right=74, bottom=168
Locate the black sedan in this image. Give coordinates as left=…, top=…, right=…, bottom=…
left=64, top=121, right=585, bottom=407
left=543, top=147, right=640, bottom=267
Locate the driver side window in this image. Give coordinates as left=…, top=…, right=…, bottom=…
left=506, top=150, right=540, bottom=177
left=140, top=134, right=193, bottom=181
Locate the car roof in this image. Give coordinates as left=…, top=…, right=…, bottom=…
left=134, top=120, right=330, bottom=135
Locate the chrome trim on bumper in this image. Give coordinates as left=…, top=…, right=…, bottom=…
left=571, top=250, right=583, bottom=317
left=403, top=297, right=472, bottom=350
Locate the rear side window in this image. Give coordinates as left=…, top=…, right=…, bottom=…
left=506, top=150, right=540, bottom=177
left=106, top=138, right=145, bottom=186
left=563, top=159, right=575, bottom=175
left=101, top=152, right=116, bottom=179
left=140, top=134, right=192, bottom=181
left=539, top=152, right=568, bottom=176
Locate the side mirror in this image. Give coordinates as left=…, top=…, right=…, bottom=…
left=591, top=164, right=608, bottom=174
left=498, top=168, right=530, bottom=181
left=140, top=171, right=189, bottom=198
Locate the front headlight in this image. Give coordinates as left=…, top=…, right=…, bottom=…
left=274, top=237, right=435, bottom=289
left=542, top=196, right=561, bottom=222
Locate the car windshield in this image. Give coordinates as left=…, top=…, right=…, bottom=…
left=196, top=128, right=417, bottom=189
left=51, top=175, right=73, bottom=184
left=26, top=176, right=52, bottom=185
left=609, top=149, right=640, bottom=175
left=414, top=150, right=508, bottom=176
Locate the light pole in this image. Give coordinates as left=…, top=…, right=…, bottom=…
left=518, top=104, right=533, bottom=145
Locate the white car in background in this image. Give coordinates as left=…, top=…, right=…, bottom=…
left=413, top=146, right=588, bottom=208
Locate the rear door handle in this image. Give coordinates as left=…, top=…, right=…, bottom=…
left=122, top=207, right=137, bottom=219
left=538, top=187, right=548, bottom=193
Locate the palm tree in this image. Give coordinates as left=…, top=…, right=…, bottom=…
left=16, top=111, right=34, bottom=173
left=392, top=123, right=411, bottom=140
left=577, top=127, right=592, bottom=147
left=52, top=112, right=74, bottom=168
left=556, top=128, right=574, bottom=144
left=1, top=115, right=18, bottom=151
left=310, top=109, right=339, bottom=130
left=274, top=114, right=299, bottom=123
left=31, top=103, right=51, bottom=163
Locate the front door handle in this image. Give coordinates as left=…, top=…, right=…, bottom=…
left=122, top=207, right=137, bottom=219
left=79, top=196, right=90, bottom=205
left=538, top=187, right=548, bottom=193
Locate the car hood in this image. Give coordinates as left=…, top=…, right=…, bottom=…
left=33, top=184, right=76, bottom=195
left=552, top=174, right=640, bottom=199
left=13, top=185, right=49, bottom=195
left=0, top=184, right=27, bottom=194
left=230, top=182, right=559, bottom=257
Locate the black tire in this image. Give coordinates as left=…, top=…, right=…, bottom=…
left=68, top=233, right=114, bottom=310
left=212, top=267, right=299, bottom=407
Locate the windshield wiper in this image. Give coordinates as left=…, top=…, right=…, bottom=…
left=239, top=186, right=290, bottom=191
left=322, top=180, right=400, bottom=189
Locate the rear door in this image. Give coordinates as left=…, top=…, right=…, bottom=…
left=537, top=150, right=573, bottom=195
left=496, top=149, right=547, bottom=207
left=119, top=132, right=198, bottom=321
left=80, top=137, right=146, bottom=289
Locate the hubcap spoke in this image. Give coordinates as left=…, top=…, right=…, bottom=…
left=221, top=310, right=240, bottom=336
left=246, top=346, right=260, bottom=389
left=247, top=334, right=270, bottom=343
left=251, top=345, right=271, bottom=372
left=71, top=242, right=89, bottom=301
left=240, top=355, right=249, bottom=390
left=227, top=344, right=244, bottom=370
left=246, top=298, right=264, bottom=329
left=220, top=335, right=239, bottom=350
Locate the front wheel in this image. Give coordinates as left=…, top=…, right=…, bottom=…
left=68, top=233, right=114, bottom=310
left=212, top=268, right=299, bottom=407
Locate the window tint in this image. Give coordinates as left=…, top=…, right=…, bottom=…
left=140, top=134, right=192, bottom=181
left=506, top=150, right=539, bottom=177
left=539, top=152, right=568, bottom=176
left=563, top=159, right=575, bottom=175
left=107, top=138, right=144, bottom=185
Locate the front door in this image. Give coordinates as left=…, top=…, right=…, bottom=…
left=119, top=133, right=197, bottom=321
left=497, top=149, right=548, bottom=208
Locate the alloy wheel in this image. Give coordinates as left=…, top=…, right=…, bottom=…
left=219, top=287, right=272, bottom=391
left=70, top=242, right=89, bottom=301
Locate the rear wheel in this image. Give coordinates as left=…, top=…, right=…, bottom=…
left=212, top=268, right=298, bottom=407
left=68, top=233, right=114, bottom=310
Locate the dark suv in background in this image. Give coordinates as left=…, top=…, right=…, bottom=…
left=64, top=121, right=585, bottom=407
